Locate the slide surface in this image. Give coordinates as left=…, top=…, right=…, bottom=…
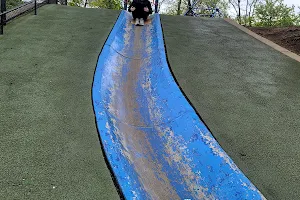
left=92, top=11, right=265, bottom=199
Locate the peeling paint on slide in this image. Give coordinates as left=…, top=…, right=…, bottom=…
left=92, top=11, right=265, bottom=199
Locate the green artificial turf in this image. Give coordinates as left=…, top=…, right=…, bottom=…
left=161, top=15, right=300, bottom=200
left=0, top=5, right=120, bottom=199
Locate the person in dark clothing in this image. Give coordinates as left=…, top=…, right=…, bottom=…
left=128, top=0, right=152, bottom=26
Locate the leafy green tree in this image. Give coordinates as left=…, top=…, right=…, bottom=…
left=239, top=15, right=255, bottom=26
left=254, top=0, right=299, bottom=26
left=68, top=0, right=83, bottom=6
left=229, top=0, right=260, bottom=25
left=165, top=0, right=228, bottom=16
left=163, top=0, right=181, bottom=15
left=297, top=7, right=300, bottom=26
left=68, top=0, right=122, bottom=9
left=177, top=0, right=181, bottom=15
left=90, top=0, right=122, bottom=9
left=7, top=0, right=23, bottom=10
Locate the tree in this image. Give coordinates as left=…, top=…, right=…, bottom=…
left=164, top=0, right=189, bottom=15
left=7, top=0, right=23, bottom=10
left=177, top=0, right=181, bottom=15
left=155, top=0, right=170, bottom=13
left=161, top=0, right=179, bottom=15
left=229, top=0, right=260, bottom=25
left=68, top=0, right=83, bottom=6
left=297, top=7, right=300, bottom=25
left=254, top=0, right=299, bottom=26
left=247, top=0, right=260, bottom=25
left=89, top=0, right=122, bottom=9
left=68, top=0, right=123, bottom=9
left=165, top=0, right=228, bottom=16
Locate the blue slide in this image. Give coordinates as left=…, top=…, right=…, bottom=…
left=92, top=11, right=265, bottom=199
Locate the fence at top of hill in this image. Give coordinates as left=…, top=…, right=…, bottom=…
left=0, top=0, right=58, bottom=35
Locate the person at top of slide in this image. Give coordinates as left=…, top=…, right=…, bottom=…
left=128, top=0, right=153, bottom=26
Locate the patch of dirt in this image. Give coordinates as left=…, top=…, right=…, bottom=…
left=248, top=26, right=300, bottom=55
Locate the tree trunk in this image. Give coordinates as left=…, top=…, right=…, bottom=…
left=249, top=0, right=258, bottom=27
left=84, top=0, right=88, bottom=7
left=248, top=12, right=250, bottom=26
left=238, top=0, right=241, bottom=24
left=177, top=0, right=181, bottom=15
left=246, top=0, right=249, bottom=25
left=1, top=0, right=7, bottom=32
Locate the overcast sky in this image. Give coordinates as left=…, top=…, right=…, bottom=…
left=284, top=0, right=299, bottom=8
left=285, top=0, right=300, bottom=13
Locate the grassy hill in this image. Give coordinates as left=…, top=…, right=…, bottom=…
left=1, top=4, right=300, bottom=200
left=161, top=15, right=300, bottom=200
left=0, top=5, right=120, bottom=199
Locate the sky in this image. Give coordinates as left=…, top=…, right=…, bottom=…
left=284, top=0, right=300, bottom=12
left=284, top=0, right=299, bottom=8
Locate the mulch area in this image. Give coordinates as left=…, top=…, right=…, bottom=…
left=248, top=26, right=300, bottom=55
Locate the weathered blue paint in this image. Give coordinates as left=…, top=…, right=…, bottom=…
left=92, top=11, right=265, bottom=199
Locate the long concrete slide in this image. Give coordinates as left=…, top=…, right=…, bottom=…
left=92, top=11, right=265, bottom=199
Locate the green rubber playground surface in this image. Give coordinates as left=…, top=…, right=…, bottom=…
left=2, top=4, right=300, bottom=200
left=0, top=5, right=120, bottom=199
left=161, top=15, right=300, bottom=200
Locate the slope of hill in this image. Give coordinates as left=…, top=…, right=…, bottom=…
left=161, top=15, right=300, bottom=200
left=0, top=5, right=120, bottom=199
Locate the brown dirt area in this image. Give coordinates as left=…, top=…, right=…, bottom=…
left=248, top=26, right=300, bottom=55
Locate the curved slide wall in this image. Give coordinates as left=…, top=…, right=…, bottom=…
left=92, top=11, right=265, bottom=199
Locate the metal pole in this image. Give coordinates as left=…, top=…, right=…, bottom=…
left=0, top=0, right=6, bottom=35
left=34, top=0, right=37, bottom=15
left=238, top=0, right=241, bottom=24
left=124, top=0, right=127, bottom=10
left=0, top=16, right=2, bottom=35
left=155, top=0, right=158, bottom=13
